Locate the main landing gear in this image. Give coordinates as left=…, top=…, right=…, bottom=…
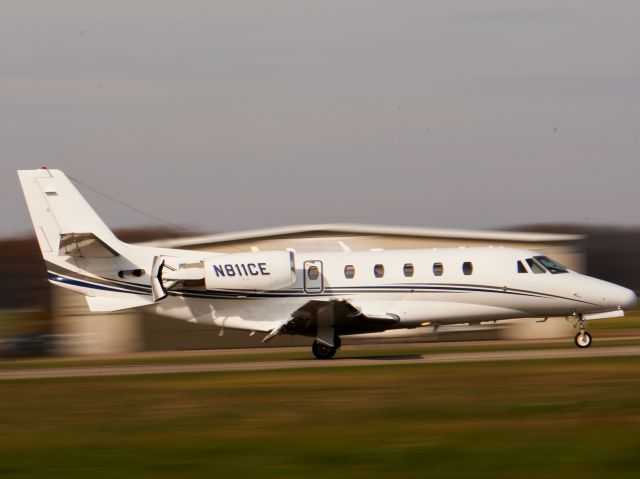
left=311, top=336, right=341, bottom=360
left=573, top=315, right=592, bottom=349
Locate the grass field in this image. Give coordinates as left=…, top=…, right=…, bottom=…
left=1, top=356, right=640, bottom=478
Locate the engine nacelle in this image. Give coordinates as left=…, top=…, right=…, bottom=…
left=204, top=251, right=296, bottom=291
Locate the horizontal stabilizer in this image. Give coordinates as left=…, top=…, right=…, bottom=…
left=85, top=295, right=156, bottom=312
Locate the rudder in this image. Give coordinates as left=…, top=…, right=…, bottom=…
left=17, top=168, right=124, bottom=258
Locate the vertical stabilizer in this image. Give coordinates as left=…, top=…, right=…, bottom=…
left=17, top=168, right=123, bottom=257
left=17, top=168, right=156, bottom=310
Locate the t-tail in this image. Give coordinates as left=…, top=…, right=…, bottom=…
left=17, top=168, right=161, bottom=312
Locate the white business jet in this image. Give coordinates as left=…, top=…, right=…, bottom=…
left=18, top=168, right=636, bottom=359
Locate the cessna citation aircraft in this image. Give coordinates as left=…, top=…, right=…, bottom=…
left=18, top=168, right=637, bottom=359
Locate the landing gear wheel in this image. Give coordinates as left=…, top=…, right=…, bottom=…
left=312, top=340, right=337, bottom=359
left=574, top=331, right=592, bottom=348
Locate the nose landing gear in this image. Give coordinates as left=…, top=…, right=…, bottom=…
left=573, top=315, right=593, bottom=348
left=575, top=331, right=592, bottom=348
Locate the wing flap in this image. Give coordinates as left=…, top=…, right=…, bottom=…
left=212, top=316, right=282, bottom=333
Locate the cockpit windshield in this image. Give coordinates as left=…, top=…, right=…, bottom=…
left=526, top=258, right=546, bottom=274
left=533, top=256, right=569, bottom=274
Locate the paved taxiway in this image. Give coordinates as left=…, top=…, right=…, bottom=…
left=2, top=345, right=639, bottom=380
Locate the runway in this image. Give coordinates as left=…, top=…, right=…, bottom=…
left=2, top=345, right=640, bottom=380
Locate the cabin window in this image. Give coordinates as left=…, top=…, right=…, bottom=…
left=517, top=261, right=527, bottom=273
left=462, top=262, right=473, bottom=275
left=344, top=264, right=355, bottom=279
left=403, top=263, right=414, bottom=277
left=307, top=266, right=320, bottom=280
left=374, top=264, right=385, bottom=278
left=534, top=256, right=569, bottom=274
left=526, top=258, right=546, bottom=274
left=433, top=262, right=444, bottom=276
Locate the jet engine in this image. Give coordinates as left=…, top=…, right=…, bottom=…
left=204, top=251, right=296, bottom=291
left=150, top=251, right=296, bottom=301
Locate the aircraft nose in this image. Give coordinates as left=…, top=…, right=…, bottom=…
left=619, top=287, right=637, bottom=309
left=608, top=285, right=637, bottom=310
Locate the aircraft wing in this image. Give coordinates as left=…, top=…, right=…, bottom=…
left=207, top=297, right=402, bottom=339
left=261, top=298, right=401, bottom=343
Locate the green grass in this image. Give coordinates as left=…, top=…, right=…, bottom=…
left=1, top=357, right=640, bottom=478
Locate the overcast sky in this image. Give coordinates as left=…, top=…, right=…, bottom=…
left=2, top=0, right=639, bottom=237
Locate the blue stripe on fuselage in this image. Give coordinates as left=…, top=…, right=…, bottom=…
left=47, top=272, right=596, bottom=306
left=48, top=273, right=149, bottom=295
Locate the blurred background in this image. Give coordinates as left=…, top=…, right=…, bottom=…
left=2, top=0, right=640, bottom=356
left=2, top=1, right=639, bottom=234
left=2, top=3, right=640, bottom=477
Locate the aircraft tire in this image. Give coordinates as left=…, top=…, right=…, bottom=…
left=574, top=331, right=592, bottom=348
left=312, top=340, right=337, bottom=359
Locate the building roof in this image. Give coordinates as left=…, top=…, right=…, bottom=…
left=140, top=223, right=584, bottom=249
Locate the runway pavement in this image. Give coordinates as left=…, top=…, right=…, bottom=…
left=2, top=345, right=640, bottom=380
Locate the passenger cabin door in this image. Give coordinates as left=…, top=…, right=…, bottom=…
left=304, top=260, right=324, bottom=294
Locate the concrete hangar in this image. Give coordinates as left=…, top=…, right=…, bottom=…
left=52, top=224, right=583, bottom=355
